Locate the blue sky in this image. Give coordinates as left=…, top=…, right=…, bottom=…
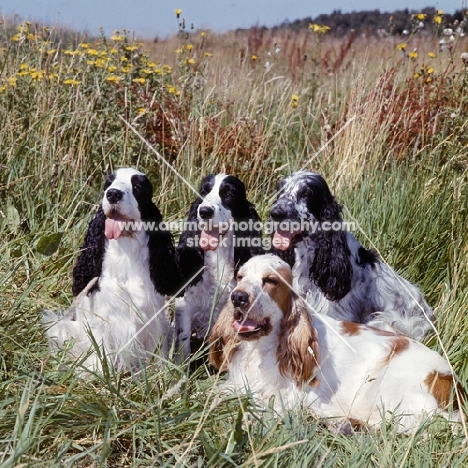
left=1, top=1, right=466, bottom=38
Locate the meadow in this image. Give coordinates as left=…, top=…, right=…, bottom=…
left=1, top=9, right=468, bottom=467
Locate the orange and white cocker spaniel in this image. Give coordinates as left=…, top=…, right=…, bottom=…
left=209, top=254, right=465, bottom=432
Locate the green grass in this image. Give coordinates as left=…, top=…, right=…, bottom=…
left=1, top=17, right=468, bottom=467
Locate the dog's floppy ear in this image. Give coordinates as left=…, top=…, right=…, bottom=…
left=233, top=201, right=265, bottom=272
left=143, top=201, right=181, bottom=296
left=277, top=294, right=320, bottom=387
left=72, top=206, right=106, bottom=296
left=176, top=195, right=205, bottom=292
left=310, top=198, right=352, bottom=301
left=209, top=303, right=239, bottom=371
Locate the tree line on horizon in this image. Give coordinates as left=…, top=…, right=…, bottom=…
left=269, top=7, right=467, bottom=37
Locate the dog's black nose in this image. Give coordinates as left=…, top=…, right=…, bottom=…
left=270, top=204, right=288, bottom=221
left=106, top=189, right=123, bottom=204
left=231, top=290, right=249, bottom=308
left=199, top=205, right=215, bottom=219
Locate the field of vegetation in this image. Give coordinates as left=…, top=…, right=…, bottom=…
left=1, top=8, right=468, bottom=467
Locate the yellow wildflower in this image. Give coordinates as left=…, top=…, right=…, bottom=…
left=396, top=43, right=406, bottom=51
left=186, top=44, right=193, bottom=51
left=205, top=52, right=213, bottom=57
left=409, top=51, right=418, bottom=59
left=428, top=52, right=437, bottom=58
left=251, top=55, right=258, bottom=61
left=108, top=65, right=117, bottom=73
left=167, top=85, right=180, bottom=95
left=121, top=66, right=132, bottom=73
left=185, top=58, right=195, bottom=65
left=125, top=45, right=139, bottom=52
left=291, top=94, right=299, bottom=108
left=137, top=107, right=146, bottom=115
left=175, top=8, right=182, bottom=17
left=111, top=35, right=124, bottom=42
left=417, top=13, right=426, bottom=20
left=434, top=15, right=443, bottom=25
left=87, top=49, right=99, bottom=56
left=7, top=77, right=17, bottom=87
left=308, top=23, right=330, bottom=34
left=132, top=77, right=146, bottom=84
left=80, top=43, right=90, bottom=49
left=30, top=70, right=45, bottom=80
left=106, top=75, right=122, bottom=83
left=201, top=31, right=205, bottom=37
left=64, top=79, right=81, bottom=85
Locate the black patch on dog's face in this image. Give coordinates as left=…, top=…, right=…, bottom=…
left=199, top=174, right=216, bottom=198
left=131, top=174, right=153, bottom=205
left=275, top=173, right=334, bottom=222
left=219, top=176, right=246, bottom=209
left=103, top=172, right=116, bottom=191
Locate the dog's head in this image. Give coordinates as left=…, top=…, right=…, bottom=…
left=102, top=168, right=154, bottom=240
left=209, top=254, right=320, bottom=386
left=270, top=172, right=352, bottom=302
left=176, top=173, right=263, bottom=288
left=194, top=174, right=249, bottom=251
left=230, top=253, right=293, bottom=340
left=270, top=171, right=341, bottom=250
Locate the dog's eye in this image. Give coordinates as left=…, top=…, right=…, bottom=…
left=222, top=190, right=234, bottom=204
left=298, top=189, right=309, bottom=200
left=263, top=277, right=278, bottom=286
left=236, top=274, right=243, bottom=281
left=133, top=183, right=142, bottom=191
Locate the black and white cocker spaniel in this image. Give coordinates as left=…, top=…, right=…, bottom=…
left=45, top=168, right=179, bottom=372
left=210, top=255, right=463, bottom=433
left=269, top=171, right=434, bottom=340
left=175, top=173, right=264, bottom=360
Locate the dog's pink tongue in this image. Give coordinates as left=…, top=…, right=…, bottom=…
left=105, top=218, right=122, bottom=240
left=233, top=318, right=261, bottom=333
left=200, top=230, right=219, bottom=251
left=273, top=229, right=295, bottom=251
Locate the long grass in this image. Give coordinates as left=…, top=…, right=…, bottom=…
left=1, top=13, right=468, bottom=467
